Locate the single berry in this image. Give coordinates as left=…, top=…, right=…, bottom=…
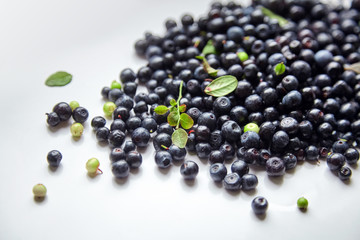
left=155, top=151, right=173, bottom=168
left=180, top=160, right=199, bottom=180
left=108, top=129, right=126, bottom=147
left=53, top=102, right=72, bottom=121
left=251, top=196, right=268, bottom=215
left=32, top=184, right=47, bottom=198
left=69, top=101, right=80, bottom=111
left=223, top=173, right=241, bottom=191
left=244, top=122, right=260, bottom=133
left=209, top=163, right=227, bottom=182
left=266, top=157, right=285, bottom=177
left=231, top=159, right=249, bottom=177
left=131, top=127, right=150, bottom=148
left=86, top=158, right=102, bottom=174
left=72, top=107, right=89, bottom=123
left=338, top=166, right=352, bottom=181
left=91, top=116, right=106, bottom=130
left=95, top=127, right=110, bottom=142
left=241, top=173, right=258, bottom=191
left=109, top=148, right=126, bottom=162
left=46, top=112, right=61, bottom=127
left=111, top=160, right=130, bottom=178
left=169, top=145, right=187, bottom=162
left=326, top=153, right=346, bottom=171
left=123, top=140, right=136, bottom=153
left=103, top=102, right=117, bottom=117
left=111, top=80, right=122, bottom=89
left=297, top=197, right=308, bottom=210
left=70, top=122, right=84, bottom=137
left=47, top=150, right=62, bottom=167
left=126, top=151, right=142, bottom=168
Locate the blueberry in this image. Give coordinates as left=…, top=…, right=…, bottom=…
left=344, top=148, right=359, bottom=165
left=141, top=117, right=158, bottom=133
left=223, top=172, right=241, bottom=191
left=241, top=131, right=260, bottom=149
left=305, top=145, right=319, bottom=161
left=338, top=166, right=352, bottom=181
left=231, top=159, right=249, bottom=177
left=180, top=160, right=199, bottom=180
left=209, top=163, right=227, bottom=182
left=326, top=153, right=346, bottom=171
left=219, top=143, right=235, bottom=161
left=282, top=153, right=297, bottom=170
left=113, top=106, right=130, bottom=122
left=251, top=196, right=268, bottom=215
left=314, top=49, right=333, bottom=67
left=258, top=149, right=271, bottom=166
left=280, top=117, right=299, bottom=135
left=195, top=142, right=212, bottom=159
left=153, top=133, right=172, bottom=151
left=111, top=160, right=130, bottom=178
left=123, top=140, right=136, bottom=153
left=157, top=123, right=174, bottom=135
left=197, top=112, right=217, bottom=131
left=109, top=148, right=126, bottom=162
left=120, top=68, right=136, bottom=83
left=53, top=102, right=72, bottom=121
left=272, top=131, right=289, bottom=149
left=213, top=97, right=232, bottom=116
left=266, top=157, right=286, bottom=177
left=241, top=174, right=258, bottom=191
left=46, top=112, right=61, bottom=127
left=221, top=120, right=241, bottom=143
left=126, top=151, right=142, bottom=168
left=95, top=127, right=110, bottom=142
left=155, top=151, right=172, bottom=168
left=91, top=116, right=106, bottom=130
left=110, top=119, right=127, bottom=132
left=332, top=140, right=349, bottom=154
left=72, top=107, right=89, bottom=123
left=209, top=130, right=224, bottom=149
left=282, top=90, right=302, bottom=109
left=195, top=125, right=211, bottom=142
left=169, top=145, right=187, bottom=162
left=209, top=150, right=224, bottom=164
left=244, top=148, right=260, bottom=165
left=47, top=150, right=62, bottom=167
left=131, top=127, right=150, bottom=148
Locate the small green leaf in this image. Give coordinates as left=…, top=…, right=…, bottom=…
left=179, top=104, right=186, bottom=113
left=169, top=106, right=177, bottom=112
left=196, top=55, right=219, bottom=77
left=204, top=75, right=238, bottom=97
left=237, top=51, right=249, bottom=62
left=154, top=105, right=169, bottom=115
left=170, top=98, right=177, bottom=106
left=260, top=7, right=289, bottom=27
left=45, top=71, right=72, bottom=86
left=274, top=62, right=286, bottom=75
left=202, top=40, right=217, bottom=56
left=344, top=62, right=360, bottom=74
left=171, top=128, right=188, bottom=148
left=167, top=111, right=180, bottom=126
left=179, top=113, right=194, bottom=130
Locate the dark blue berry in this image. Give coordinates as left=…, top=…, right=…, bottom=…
left=266, top=157, right=286, bottom=177
left=110, top=148, right=126, bottom=162
left=169, top=145, right=187, bottom=162
left=231, top=159, right=249, bottom=177
left=338, top=166, right=352, bottom=181
left=47, top=150, right=62, bottom=167
left=241, top=174, right=258, bottom=191
left=209, top=150, right=224, bottom=164
left=251, top=196, right=268, bottom=215
left=180, top=160, right=199, bottom=180
left=326, top=153, right=346, bottom=171
left=108, top=129, right=126, bottom=147
left=344, top=148, right=359, bottom=165
left=46, top=112, right=61, bottom=127
left=95, top=127, right=110, bottom=142
left=131, top=127, right=150, bottom=148
left=126, top=151, right=142, bottom=168
left=221, top=120, right=241, bottom=143
left=53, top=102, right=72, bottom=121
left=91, top=116, right=106, bottom=130
left=72, top=107, right=89, bottom=123
left=123, top=140, right=136, bottom=153
left=241, top=131, right=260, bottom=149
left=223, top=173, right=241, bottom=191
left=209, top=163, right=227, bottom=182
left=195, top=142, right=212, bottom=159
left=155, top=151, right=172, bottom=168
left=111, top=160, right=130, bottom=178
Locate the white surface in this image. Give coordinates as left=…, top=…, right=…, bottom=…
left=0, top=0, right=359, bottom=239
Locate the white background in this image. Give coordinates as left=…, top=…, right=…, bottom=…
left=0, top=0, right=359, bottom=239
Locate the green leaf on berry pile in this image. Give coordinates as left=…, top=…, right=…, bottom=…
left=180, top=113, right=194, bottom=129
left=204, top=75, right=238, bottom=97
left=274, top=62, right=286, bottom=75
left=154, top=105, right=169, bottom=115
left=167, top=111, right=180, bottom=126
left=45, top=71, right=72, bottom=87
left=196, top=55, right=219, bottom=77
left=260, top=7, right=289, bottom=27
left=237, top=51, right=249, bottom=62
left=170, top=98, right=177, bottom=106
left=202, top=40, right=218, bottom=56
left=171, top=128, right=188, bottom=148
left=344, top=62, right=360, bottom=74
left=179, top=104, right=186, bottom=113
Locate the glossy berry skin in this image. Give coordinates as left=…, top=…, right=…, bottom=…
left=223, top=173, right=241, bottom=191
left=282, top=153, right=297, bottom=170
left=169, top=145, right=187, bottom=162
left=241, top=131, right=260, bottom=149
left=111, top=160, right=130, bottom=178
left=47, top=150, right=62, bottom=167
left=197, top=112, right=217, bottom=131
left=244, top=148, right=259, bottom=165
left=266, top=157, right=286, bottom=177
left=280, top=117, right=299, bottom=135
left=272, top=130, right=290, bottom=149
left=195, top=142, right=212, bottom=159
left=332, top=140, right=349, bottom=154
left=157, top=123, right=174, bottom=135
left=231, top=159, right=249, bottom=177
left=209, top=163, right=227, bottom=182
left=338, top=166, right=352, bottom=181
left=326, top=153, right=346, bottom=171
left=131, top=127, right=150, bottom=148
left=141, top=117, right=158, bottom=133
left=251, top=196, right=268, bottom=215
left=180, top=160, right=199, bottom=180
left=153, top=133, right=172, bottom=151
left=72, top=107, right=89, bottom=123
left=108, top=129, right=126, bottom=147
left=305, top=145, right=319, bottom=161
left=53, top=102, right=72, bottom=121
left=46, top=111, right=61, bottom=127
left=221, top=120, right=242, bottom=143
left=209, top=150, right=224, bottom=164
left=110, top=119, right=126, bottom=132
left=241, top=174, right=258, bottom=191
left=95, top=127, right=110, bottom=142
left=155, top=151, right=172, bottom=168
left=123, top=140, right=136, bottom=153
left=91, top=116, right=106, bottom=130
left=109, top=148, right=126, bottom=162
left=126, top=151, right=142, bottom=168
left=219, top=143, right=236, bottom=161
left=344, top=148, right=359, bottom=165
left=126, top=117, right=142, bottom=133
left=120, top=68, right=136, bottom=83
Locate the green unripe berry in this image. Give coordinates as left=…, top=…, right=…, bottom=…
left=33, top=184, right=47, bottom=198
left=69, top=101, right=80, bottom=111
left=297, top=197, right=308, bottom=210
left=86, top=158, right=102, bottom=174
left=237, top=51, right=249, bottom=62
left=110, top=80, right=122, bottom=89
left=103, top=102, right=117, bottom=117
left=70, top=122, right=84, bottom=137
left=244, top=122, right=260, bottom=134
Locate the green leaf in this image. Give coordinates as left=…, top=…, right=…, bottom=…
left=260, top=7, right=289, bottom=27
left=171, top=128, right=188, bottom=148
left=202, top=40, right=217, bottom=56
left=169, top=106, right=177, bottom=112
left=167, top=111, right=180, bottom=126
left=274, top=62, right=286, bottom=75
left=180, top=113, right=194, bottom=129
left=170, top=98, right=177, bottom=106
left=344, top=62, right=360, bottom=74
left=237, top=52, right=249, bottom=62
left=196, top=55, right=219, bottom=77
left=204, top=75, right=238, bottom=97
left=154, top=105, right=169, bottom=115
left=45, top=71, right=72, bottom=86
left=179, top=104, right=186, bottom=113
